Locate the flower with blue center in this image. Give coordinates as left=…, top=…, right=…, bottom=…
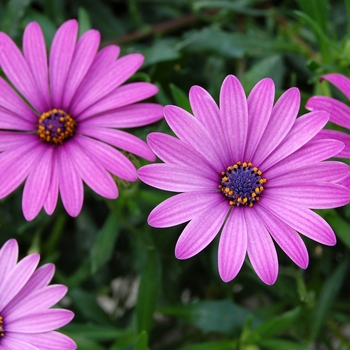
left=0, top=19, right=163, bottom=220
left=138, top=75, right=350, bottom=285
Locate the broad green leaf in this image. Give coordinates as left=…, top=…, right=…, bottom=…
left=160, top=300, right=260, bottom=334
left=78, top=7, right=92, bottom=37
left=142, top=39, right=180, bottom=67
left=169, top=83, right=191, bottom=112
left=136, top=247, right=161, bottom=334
left=90, top=213, right=121, bottom=274
left=135, top=331, right=149, bottom=350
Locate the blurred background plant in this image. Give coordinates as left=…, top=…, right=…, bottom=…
left=0, top=0, right=350, bottom=349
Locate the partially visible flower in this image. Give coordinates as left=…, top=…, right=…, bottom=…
left=0, top=19, right=163, bottom=220
left=138, top=75, right=350, bottom=285
left=0, top=239, right=76, bottom=349
left=306, top=73, right=350, bottom=158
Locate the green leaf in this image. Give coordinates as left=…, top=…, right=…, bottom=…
left=78, top=7, right=92, bottom=37
left=90, top=213, right=121, bottom=274
left=179, top=340, right=238, bottom=350
left=259, top=339, right=311, bottom=350
left=135, top=331, right=149, bottom=350
left=142, top=39, right=180, bottom=67
left=169, top=83, right=191, bottom=112
left=323, top=210, right=350, bottom=250
left=309, top=256, right=348, bottom=341
left=160, top=300, right=260, bottom=334
left=136, top=247, right=161, bottom=334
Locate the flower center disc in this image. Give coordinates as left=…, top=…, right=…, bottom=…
left=38, top=109, right=76, bottom=145
left=0, top=315, right=4, bottom=338
left=219, top=161, right=266, bottom=207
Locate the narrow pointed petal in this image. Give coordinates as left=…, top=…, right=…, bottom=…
left=71, top=53, right=144, bottom=116
left=306, top=95, right=350, bottom=129
left=0, top=132, right=38, bottom=151
left=78, top=82, right=158, bottom=120
left=0, top=254, right=40, bottom=311
left=260, top=197, right=336, bottom=245
left=313, top=129, right=350, bottom=158
left=175, top=204, right=229, bottom=259
left=138, top=163, right=217, bottom=192
left=0, top=239, right=19, bottom=283
left=220, top=75, right=248, bottom=161
left=44, top=151, right=59, bottom=215
left=58, top=144, right=84, bottom=217
left=23, top=22, right=50, bottom=111
left=148, top=192, right=225, bottom=227
left=218, top=209, right=247, bottom=282
left=81, top=103, right=163, bottom=128
left=79, top=126, right=155, bottom=161
left=62, top=29, right=100, bottom=109
left=252, top=87, right=300, bottom=165
left=164, top=105, right=225, bottom=170
left=255, top=205, right=308, bottom=268
left=245, top=78, right=275, bottom=160
left=0, top=32, right=42, bottom=112
left=245, top=208, right=278, bottom=285
left=22, top=146, right=53, bottom=220
left=0, top=109, right=35, bottom=130
left=190, top=85, right=230, bottom=165
left=49, top=19, right=78, bottom=107
left=321, top=73, right=350, bottom=100
left=260, top=111, right=329, bottom=170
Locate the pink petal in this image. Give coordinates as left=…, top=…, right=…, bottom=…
left=57, top=144, right=84, bottom=217
left=164, top=105, right=225, bottom=170
left=71, top=53, right=144, bottom=116
left=175, top=203, right=230, bottom=259
left=44, top=150, right=60, bottom=215
left=23, top=22, right=50, bottom=111
left=313, top=129, right=350, bottom=158
left=306, top=95, right=350, bottom=129
left=148, top=192, right=225, bottom=227
left=138, top=163, right=217, bottom=192
left=78, top=125, right=155, bottom=161
left=245, top=208, right=278, bottom=285
left=220, top=75, right=248, bottom=162
left=0, top=32, right=42, bottom=112
left=22, top=146, right=54, bottom=221
left=78, top=82, right=159, bottom=120
left=1, top=337, right=40, bottom=350
left=49, top=19, right=78, bottom=107
left=62, top=29, right=101, bottom=110
left=0, top=239, right=19, bottom=283
left=0, top=132, right=38, bottom=151
left=252, top=87, right=300, bottom=166
left=321, top=73, right=350, bottom=100
left=81, top=103, right=163, bottom=128
left=218, top=209, right=247, bottom=282
left=254, top=205, right=308, bottom=268
left=0, top=109, right=35, bottom=130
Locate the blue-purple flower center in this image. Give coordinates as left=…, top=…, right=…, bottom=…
left=219, top=161, right=266, bottom=207
left=0, top=315, right=4, bottom=339
left=38, top=109, right=76, bottom=145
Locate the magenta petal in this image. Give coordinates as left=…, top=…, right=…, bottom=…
left=0, top=253, right=40, bottom=311
left=164, top=105, right=225, bottom=170
left=138, top=163, right=217, bottom=192
left=23, top=22, right=50, bottom=111
left=71, top=53, right=144, bottom=116
left=78, top=82, right=159, bottom=120
left=175, top=204, right=229, bottom=259
left=78, top=125, right=155, bottom=161
left=254, top=205, right=308, bottom=268
left=148, top=192, right=225, bottom=227
left=245, top=78, right=275, bottom=160
left=75, top=135, right=136, bottom=182
left=0, top=132, right=38, bottom=151
left=252, top=87, right=300, bottom=165
left=0, top=239, right=19, bottom=283
left=245, top=208, right=278, bottom=285
left=0, top=109, right=34, bottom=130
left=2, top=337, right=40, bottom=350
left=22, top=146, right=53, bottom=221
left=260, top=110, right=329, bottom=170
left=6, top=309, right=74, bottom=333
left=62, top=29, right=100, bottom=109
left=68, top=139, right=119, bottom=198
left=218, top=209, right=247, bottom=282
left=0, top=32, right=42, bottom=112
left=58, top=144, right=84, bottom=217
left=321, top=73, right=350, bottom=100
left=260, top=197, right=336, bottom=246
left=44, top=150, right=60, bottom=215
left=49, top=19, right=78, bottom=107
left=220, top=75, right=248, bottom=162
left=81, top=103, right=163, bottom=128
left=313, top=129, right=350, bottom=158
left=306, top=96, right=350, bottom=129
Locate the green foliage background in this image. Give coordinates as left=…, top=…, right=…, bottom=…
left=1, top=0, right=350, bottom=349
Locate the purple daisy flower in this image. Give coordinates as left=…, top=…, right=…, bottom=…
left=138, top=75, right=350, bottom=285
left=0, top=238, right=76, bottom=349
left=0, top=20, right=163, bottom=220
left=306, top=73, right=350, bottom=159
